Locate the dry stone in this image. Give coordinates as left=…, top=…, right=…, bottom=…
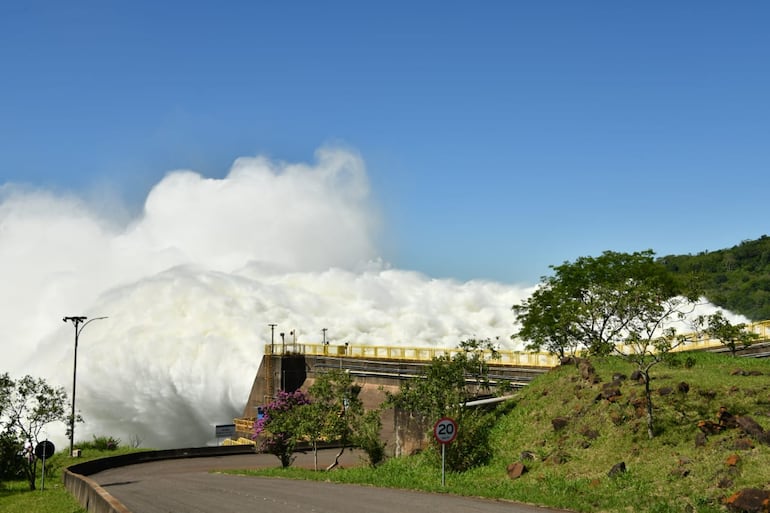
left=608, top=461, right=626, bottom=477
left=507, top=462, right=527, bottom=479
left=736, top=415, right=765, bottom=438
left=551, top=416, right=569, bottom=431
left=723, top=488, right=770, bottom=513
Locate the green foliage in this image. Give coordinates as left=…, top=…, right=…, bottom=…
left=254, top=372, right=386, bottom=469
left=388, top=338, right=499, bottom=419
left=387, top=339, right=500, bottom=471
left=0, top=431, right=26, bottom=483
left=351, top=409, right=386, bottom=467
left=513, top=282, right=583, bottom=358
left=304, top=369, right=386, bottom=469
left=0, top=445, right=146, bottom=513
left=487, top=352, right=770, bottom=511
left=78, top=435, right=121, bottom=451
left=694, top=310, right=760, bottom=356
left=431, top=408, right=496, bottom=472
left=253, top=389, right=311, bottom=467
left=661, top=234, right=770, bottom=320
left=514, top=250, right=699, bottom=358
left=513, top=250, right=703, bottom=438
left=0, top=373, right=70, bottom=490
left=304, top=369, right=361, bottom=469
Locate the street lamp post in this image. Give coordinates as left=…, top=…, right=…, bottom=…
left=268, top=324, right=277, bottom=354
left=63, top=315, right=107, bottom=457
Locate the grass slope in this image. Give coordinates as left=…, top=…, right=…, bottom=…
left=482, top=352, right=770, bottom=512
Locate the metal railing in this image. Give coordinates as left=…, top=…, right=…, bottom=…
left=614, top=319, right=770, bottom=355
left=266, top=342, right=560, bottom=368
left=263, top=319, right=770, bottom=367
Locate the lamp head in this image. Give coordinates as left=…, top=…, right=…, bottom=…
left=63, top=316, right=88, bottom=324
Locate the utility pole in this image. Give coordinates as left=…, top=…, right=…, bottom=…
left=62, top=315, right=107, bottom=457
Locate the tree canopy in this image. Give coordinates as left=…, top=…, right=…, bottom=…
left=253, top=370, right=385, bottom=469
left=513, top=250, right=702, bottom=438
left=0, top=373, right=70, bottom=489
left=514, top=250, right=699, bottom=357
left=661, top=235, right=770, bottom=320
left=695, top=311, right=760, bottom=357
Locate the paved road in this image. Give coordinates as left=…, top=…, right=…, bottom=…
left=91, top=450, right=569, bottom=513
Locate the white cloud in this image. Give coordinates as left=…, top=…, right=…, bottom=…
left=2, top=147, right=531, bottom=448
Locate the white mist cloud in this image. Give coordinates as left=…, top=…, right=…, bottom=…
left=3, top=147, right=748, bottom=449
left=2, top=147, right=532, bottom=449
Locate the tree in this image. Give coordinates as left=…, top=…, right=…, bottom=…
left=351, top=409, right=385, bottom=468
left=620, top=326, right=689, bottom=439
left=387, top=339, right=500, bottom=471
left=252, top=389, right=310, bottom=467
left=513, top=250, right=701, bottom=438
left=695, top=311, right=760, bottom=357
left=253, top=373, right=386, bottom=470
left=302, top=370, right=357, bottom=471
left=305, top=369, right=386, bottom=470
left=513, top=285, right=582, bottom=358
left=514, top=250, right=698, bottom=357
left=0, top=374, right=70, bottom=490
left=0, top=430, right=27, bottom=485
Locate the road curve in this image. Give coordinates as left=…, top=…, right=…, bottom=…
left=90, top=450, right=569, bottom=513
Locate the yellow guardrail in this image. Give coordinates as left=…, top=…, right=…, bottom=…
left=615, top=319, right=770, bottom=355
left=266, top=342, right=560, bottom=368
left=223, top=437, right=256, bottom=446
left=264, top=319, right=770, bottom=366
left=235, top=417, right=256, bottom=433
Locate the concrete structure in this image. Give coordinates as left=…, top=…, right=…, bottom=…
left=237, top=346, right=551, bottom=455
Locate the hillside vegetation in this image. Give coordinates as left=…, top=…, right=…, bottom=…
left=661, top=235, right=770, bottom=321
left=482, top=352, right=770, bottom=512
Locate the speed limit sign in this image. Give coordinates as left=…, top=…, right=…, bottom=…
left=433, top=417, right=458, bottom=444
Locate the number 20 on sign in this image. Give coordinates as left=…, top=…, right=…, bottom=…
left=433, top=417, right=457, bottom=486
left=433, top=417, right=458, bottom=444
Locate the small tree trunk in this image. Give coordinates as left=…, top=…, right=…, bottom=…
left=643, top=371, right=654, bottom=439
left=325, top=446, right=345, bottom=471
left=313, top=441, right=318, bottom=471
left=26, top=460, right=37, bottom=490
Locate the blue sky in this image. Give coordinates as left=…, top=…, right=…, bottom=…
left=1, top=2, right=769, bottom=284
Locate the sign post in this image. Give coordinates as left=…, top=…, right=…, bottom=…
left=433, top=417, right=457, bottom=487
left=34, top=440, right=55, bottom=491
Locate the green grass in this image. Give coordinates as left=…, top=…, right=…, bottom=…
left=0, top=446, right=144, bottom=513
left=228, top=352, right=770, bottom=513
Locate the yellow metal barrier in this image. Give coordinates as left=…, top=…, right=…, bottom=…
left=263, top=319, right=770, bottom=366
left=265, top=342, right=560, bottom=368
left=223, top=437, right=256, bottom=446
left=235, top=417, right=255, bottom=433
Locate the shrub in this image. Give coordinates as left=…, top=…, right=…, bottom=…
left=253, top=390, right=311, bottom=467
left=352, top=410, right=386, bottom=467
left=0, top=431, right=26, bottom=482
left=79, top=435, right=121, bottom=451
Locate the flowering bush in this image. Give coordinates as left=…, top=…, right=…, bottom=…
left=253, top=390, right=311, bottom=467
